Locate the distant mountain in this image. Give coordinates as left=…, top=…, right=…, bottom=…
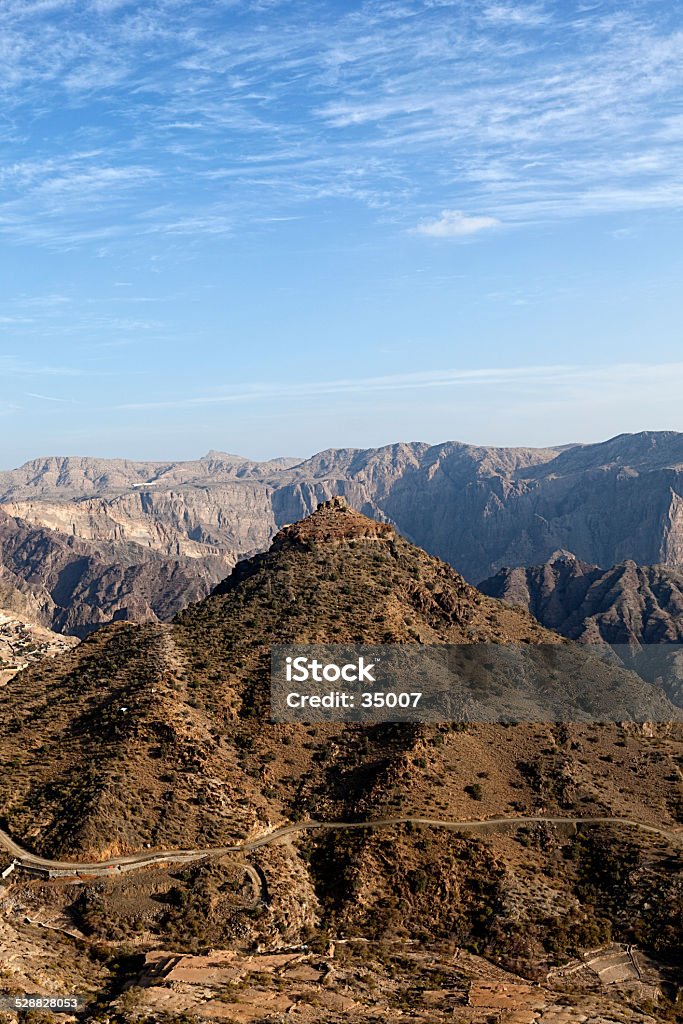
left=0, top=509, right=214, bottom=637
left=3, top=432, right=683, bottom=592
left=1, top=499, right=680, bottom=983
left=479, top=551, right=683, bottom=706
left=0, top=451, right=302, bottom=498
left=479, top=552, right=683, bottom=648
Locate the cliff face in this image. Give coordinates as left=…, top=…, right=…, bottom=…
left=3, top=432, right=683, bottom=634
left=3, top=485, right=277, bottom=568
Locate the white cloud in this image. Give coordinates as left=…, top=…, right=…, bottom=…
left=415, top=209, right=500, bottom=237
left=0, top=356, right=99, bottom=377
left=24, top=392, right=75, bottom=402
left=89, top=0, right=132, bottom=12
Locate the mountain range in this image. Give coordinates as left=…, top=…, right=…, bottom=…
left=3, top=430, right=683, bottom=637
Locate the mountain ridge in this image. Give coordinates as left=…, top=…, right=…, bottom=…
left=479, top=552, right=683, bottom=647
left=4, top=431, right=683, bottom=636
left=0, top=508, right=214, bottom=637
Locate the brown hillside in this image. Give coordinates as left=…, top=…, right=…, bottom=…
left=0, top=499, right=680, bottom=1001
left=207, top=496, right=558, bottom=646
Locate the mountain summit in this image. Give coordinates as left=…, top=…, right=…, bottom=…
left=208, top=496, right=555, bottom=645
left=274, top=495, right=394, bottom=545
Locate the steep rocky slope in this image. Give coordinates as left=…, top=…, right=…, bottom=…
left=479, top=552, right=683, bottom=707
left=3, top=432, right=683, bottom=589
left=2, top=485, right=275, bottom=570
left=0, top=500, right=681, bottom=1017
left=479, top=552, right=683, bottom=647
left=0, top=510, right=215, bottom=637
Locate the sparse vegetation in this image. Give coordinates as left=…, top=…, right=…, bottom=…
left=0, top=501, right=681, bottom=1021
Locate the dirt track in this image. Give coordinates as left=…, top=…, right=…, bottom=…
left=1, top=815, right=681, bottom=877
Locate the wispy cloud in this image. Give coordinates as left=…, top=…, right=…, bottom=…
left=0, top=1, right=682, bottom=250
left=24, top=391, right=78, bottom=403
left=117, top=362, right=683, bottom=411
left=0, top=153, right=158, bottom=249
left=1, top=356, right=103, bottom=377
left=482, top=3, right=549, bottom=27
left=415, top=209, right=500, bottom=237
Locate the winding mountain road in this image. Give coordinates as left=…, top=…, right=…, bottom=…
left=1, top=815, right=681, bottom=878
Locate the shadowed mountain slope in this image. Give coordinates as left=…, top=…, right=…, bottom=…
left=0, top=508, right=215, bottom=637
left=479, top=552, right=683, bottom=647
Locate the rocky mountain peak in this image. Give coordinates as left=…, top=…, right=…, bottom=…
left=208, top=498, right=559, bottom=645
left=273, top=496, right=395, bottom=549
left=546, top=549, right=580, bottom=564
left=479, top=553, right=683, bottom=651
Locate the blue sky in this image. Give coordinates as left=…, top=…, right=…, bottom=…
left=1, top=0, right=682, bottom=465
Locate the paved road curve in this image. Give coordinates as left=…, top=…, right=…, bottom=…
left=1, top=815, right=681, bottom=877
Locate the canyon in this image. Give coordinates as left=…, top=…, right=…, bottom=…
left=2, top=431, right=683, bottom=637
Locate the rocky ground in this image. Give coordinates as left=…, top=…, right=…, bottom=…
left=0, top=844, right=679, bottom=1023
